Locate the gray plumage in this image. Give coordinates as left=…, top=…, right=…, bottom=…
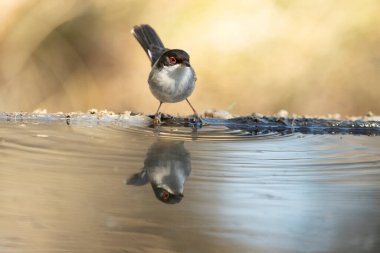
left=127, top=140, right=191, bottom=204
left=131, top=24, right=197, bottom=105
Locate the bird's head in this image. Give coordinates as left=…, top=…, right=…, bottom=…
left=157, top=49, right=191, bottom=68
left=152, top=184, right=184, bottom=204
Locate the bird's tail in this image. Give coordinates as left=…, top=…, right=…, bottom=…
left=131, top=24, right=166, bottom=65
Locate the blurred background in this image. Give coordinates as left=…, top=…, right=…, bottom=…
left=0, top=0, right=379, bottom=116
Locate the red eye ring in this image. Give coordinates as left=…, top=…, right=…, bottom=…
left=169, top=56, right=177, bottom=64
left=162, top=191, right=170, bottom=200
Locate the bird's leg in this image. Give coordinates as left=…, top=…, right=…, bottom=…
left=186, top=99, right=200, bottom=117
left=153, top=102, right=163, bottom=127
left=186, top=99, right=202, bottom=126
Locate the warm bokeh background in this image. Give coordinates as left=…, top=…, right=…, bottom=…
left=0, top=0, right=379, bottom=116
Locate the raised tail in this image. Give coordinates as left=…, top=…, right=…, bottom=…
left=131, top=24, right=166, bottom=65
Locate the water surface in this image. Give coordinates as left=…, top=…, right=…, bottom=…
left=0, top=120, right=379, bottom=253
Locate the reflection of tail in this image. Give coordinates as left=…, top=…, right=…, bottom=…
left=126, top=170, right=149, bottom=186
left=131, top=24, right=166, bottom=65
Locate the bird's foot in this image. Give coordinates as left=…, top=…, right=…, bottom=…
left=189, top=113, right=203, bottom=128
left=153, top=113, right=161, bottom=127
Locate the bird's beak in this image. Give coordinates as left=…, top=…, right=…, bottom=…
left=182, top=60, right=191, bottom=67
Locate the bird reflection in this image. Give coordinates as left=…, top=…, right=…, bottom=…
left=127, top=140, right=191, bottom=204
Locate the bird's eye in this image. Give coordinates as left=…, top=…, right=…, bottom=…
left=169, top=57, right=177, bottom=64
left=162, top=191, right=170, bottom=200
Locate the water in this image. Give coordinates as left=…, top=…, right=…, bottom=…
left=0, top=118, right=380, bottom=253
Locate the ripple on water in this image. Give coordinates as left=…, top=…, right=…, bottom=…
left=0, top=121, right=380, bottom=252
left=108, top=123, right=296, bottom=142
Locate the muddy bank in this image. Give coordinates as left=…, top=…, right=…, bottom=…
left=1, top=109, right=380, bottom=136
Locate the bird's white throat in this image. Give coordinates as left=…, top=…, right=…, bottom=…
left=148, top=64, right=196, bottom=103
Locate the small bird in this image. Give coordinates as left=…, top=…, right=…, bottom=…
left=131, top=24, right=200, bottom=126
left=127, top=140, right=191, bottom=204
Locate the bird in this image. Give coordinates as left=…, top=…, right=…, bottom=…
left=127, top=140, right=191, bottom=204
left=131, top=24, right=200, bottom=126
